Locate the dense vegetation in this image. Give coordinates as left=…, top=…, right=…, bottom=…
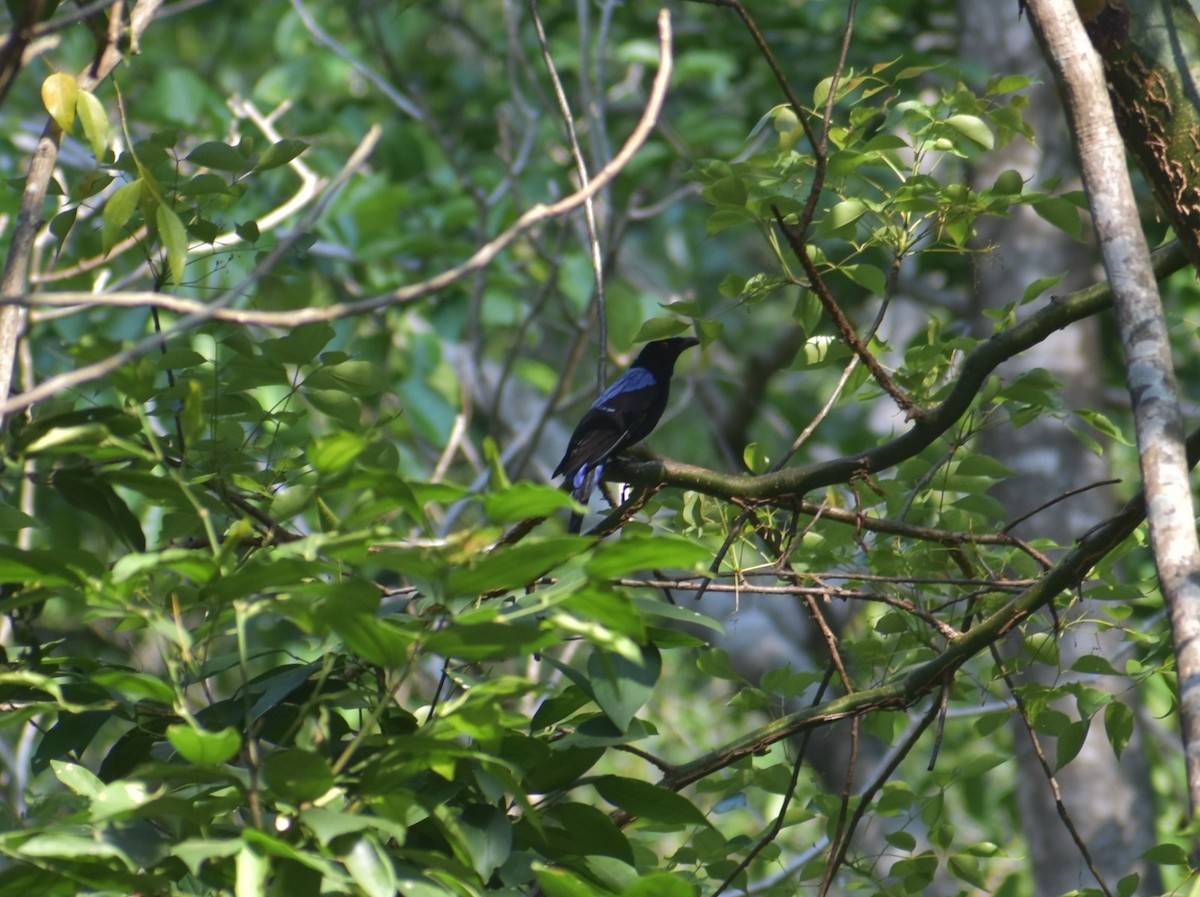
left=0, top=1, right=1194, bottom=895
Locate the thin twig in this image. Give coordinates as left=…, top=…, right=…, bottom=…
left=1002, top=478, right=1121, bottom=535
left=712, top=665, right=835, bottom=897
left=289, top=0, right=423, bottom=120
left=6, top=11, right=674, bottom=421
left=3, top=124, right=381, bottom=418
left=528, top=0, right=608, bottom=387
left=989, top=642, right=1114, bottom=897
left=774, top=207, right=917, bottom=418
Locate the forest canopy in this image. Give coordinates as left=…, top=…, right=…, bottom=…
left=0, top=1, right=1195, bottom=896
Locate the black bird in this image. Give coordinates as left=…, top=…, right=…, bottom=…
left=554, top=336, right=699, bottom=533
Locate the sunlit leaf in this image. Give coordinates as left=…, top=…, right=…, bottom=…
left=166, top=724, right=241, bottom=766
left=102, top=179, right=143, bottom=251
left=156, top=204, right=189, bottom=287
left=76, top=89, right=109, bottom=160
left=41, top=72, right=77, bottom=133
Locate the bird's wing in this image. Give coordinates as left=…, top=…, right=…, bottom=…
left=553, top=412, right=631, bottom=478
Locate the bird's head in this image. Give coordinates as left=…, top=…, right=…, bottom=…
left=632, top=336, right=700, bottom=373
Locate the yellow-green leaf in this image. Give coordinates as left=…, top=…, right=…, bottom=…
left=945, top=114, right=994, bottom=150
left=41, top=72, right=77, bottom=133
left=76, top=89, right=109, bottom=161
left=166, top=724, right=241, bottom=766
left=156, top=204, right=188, bottom=287
left=102, top=179, right=142, bottom=252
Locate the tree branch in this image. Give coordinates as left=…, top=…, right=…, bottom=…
left=659, top=421, right=1200, bottom=789
left=1027, top=0, right=1200, bottom=818
left=0, top=9, right=676, bottom=419
left=0, top=0, right=163, bottom=427
left=612, top=241, right=1188, bottom=502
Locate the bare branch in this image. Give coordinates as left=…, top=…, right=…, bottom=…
left=528, top=0, right=609, bottom=386
left=4, top=10, right=674, bottom=421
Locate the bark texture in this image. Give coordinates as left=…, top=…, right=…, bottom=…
left=1080, top=0, right=1200, bottom=271
left=1029, top=0, right=1200, bottom=825
left=961, top=3, right=1161, bottom=892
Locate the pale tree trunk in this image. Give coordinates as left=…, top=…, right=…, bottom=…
left=961, top=2, right=1161, bottom=893
left=1027, top=0, right=1200, bottom=826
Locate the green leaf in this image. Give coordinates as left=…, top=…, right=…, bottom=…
left=173, top=838, right=243, bottom=876
left=991, top=168, right=1025, bottom=195
left=76, top=89, right=109, bottom=160
left=585, top=534, right=708, bottom=579
left=482, top=482, right=578, bottom=523
left=51, top=759, right=104, bottom=798
left=587, top=645, right=660, bottom=733
left=236, top=843, right=269, bottom=897
left=53, top=468, right=145, bottom=551
left=535, top=866, right=599, bottom=897
left=1114, top=874, right=1138, bottom=897
left=21, top=831, right=133, bottom=868
left=446, top=537, right=585, bottom=598
left=1054, top=718, right=1089, bottom=770
left=41, top=72, right=77, bottom=133
left=0, top=503, right=37, bottom=531
left=94, top=670, right=176, bottom=704
left=309, top=432, right=366, bottom=475
left=236, top=219, right=261, bottom=243
left=0, top=544, right=84, bottom=585
left=593, top=775, right=710, bottom=827
left=344, top=835, right=397, bottom=897
left=102, top=179, right=143, bottom=251
left=545, top=802, right=633, bottom=863
left=705, top=175, right=746, bottom=206
left=632, top=317, right=688, bottom=342
left=179, top=172, right=232, bottom=196
left=1141, top=842, right=1190, bottom=865
left=156, top=204, right=189, bottom=287
left=842, top=263, right=887, bottom=295
left=425, top=618, right=556, bottom=663
left=742, top=442, right=769, bottom=474
left=1104, top=701, right=1134, bottom=760
left=827, top=198, right=869, bottom=231
left=156, top=347, right=207, bottom=370
left=944, top=114, right=994, bottom=150
left=1030, top=194, right=1083, bottom=240
left=264, top=749, right=335, bottom=803
left=1021, top=272, right=1065, bottom=305
left=166, top=724, right=241, bottom=765
left=454, top=804, right=512, bottom=878
left=255, top=138, right=308, bottom=171
left=1075, top=408, right=1132, bottom=445
left=329, top=615, right=413, bottom=666
left=261, top=322, right=335, bottom=364
left=186, top=140, right=249, bottom=172
left=305, top=360, right=385, bottom=396
left=304, top=388, right=362, bottom=426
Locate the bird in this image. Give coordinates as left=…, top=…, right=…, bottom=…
left=554, top=336, right=699, bottom=533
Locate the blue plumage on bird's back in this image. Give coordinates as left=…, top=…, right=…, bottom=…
left=594, top=367, right=657, bottom=408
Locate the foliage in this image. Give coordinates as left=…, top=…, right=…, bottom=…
left=0, top=1, right=1193, bottom=896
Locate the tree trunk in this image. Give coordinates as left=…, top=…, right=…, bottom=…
left=961, top=2, right=1162, bottom=893
left=1079, top=0, right=1200, bottom=271
left=1028, top=0, right=1200, bottom=828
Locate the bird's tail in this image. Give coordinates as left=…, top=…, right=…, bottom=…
left=568, top=464, right=602, bottom=534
